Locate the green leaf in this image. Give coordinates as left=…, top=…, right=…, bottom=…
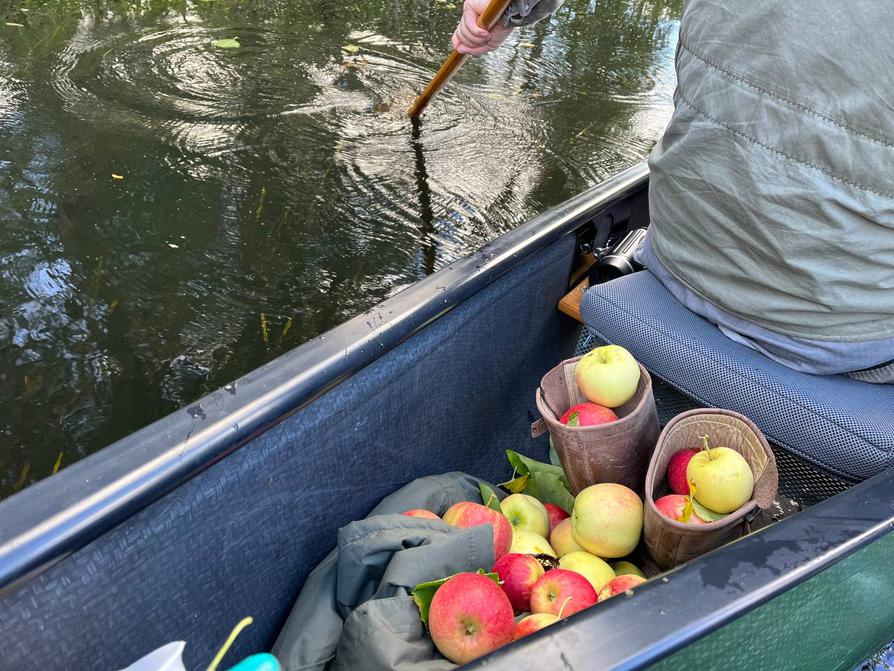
left=478, top=482, right=502, bottom=512
left=412, top=570, right=499, bottom=625
left=548, top=438, right=563, bottom=469
left=212, top=38, right=240, bottom=49
left=500, top=450, right=574, bottom=513
left=501, top=474, right=530, bottom=494
left=342, top=44, right=361, bottom=54
left=690, top=497, right=729, bottom=523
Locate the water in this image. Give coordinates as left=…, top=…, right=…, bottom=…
left=0, top=0, right=680, bottom=498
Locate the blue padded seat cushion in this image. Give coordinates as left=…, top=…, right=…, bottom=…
left=580, top=271, right=894, bottom=482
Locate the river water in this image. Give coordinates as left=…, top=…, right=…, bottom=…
left=0, top=0, right=680, bottom=497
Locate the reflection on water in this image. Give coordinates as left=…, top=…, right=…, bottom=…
left=0, top=0, right=680, bottom=497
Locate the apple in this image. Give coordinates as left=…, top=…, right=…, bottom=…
left=530, top=569, right=597, bottom=618
left=544, top=503, right=569, bottom=533
left=402, top=509, right=440, bottom=520
left=559, top=402, right=618, bottom=427
left=443, top=502, right=513, bottom=560
left=654, top=494, right=707, bottom=525
left=686, top=436, right=754, bottom=514
left=512, top=613, right=560, bottom=640
left=492, top=553, right=544, bottom=614
left=571, top=483, right=643, bottom=558
left=428, top=572, right=515, bottom=664
left=574, top=345, right=641, bottom=408
left=597, top=574, right=646, bottom=602
left=558, top=551, right=615, bottom=592
left=510, top=530, right=556, bottom=557
left=501, top=493, right=550, bottom=537
left=549, top=518, right=584, bottom=557
left=667, top=448, right=699, bottom=495
left=610, top=561, right=646, bottom=579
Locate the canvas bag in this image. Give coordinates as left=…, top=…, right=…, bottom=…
left=533, top=356, right=660, bottom=495
left=643, top=409, right=779, bottom=569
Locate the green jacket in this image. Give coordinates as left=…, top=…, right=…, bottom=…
left=648, top=0, right=894, bottom=342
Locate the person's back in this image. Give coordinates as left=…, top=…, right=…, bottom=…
left=453, top=0, right=894, bottom=381
left=643, top=0, right=894, bottom=380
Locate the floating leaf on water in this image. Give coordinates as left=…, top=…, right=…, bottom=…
left=111, top=173, right=124, bottom=180
left=108, top=298, right=120, bottom=314
left=13, top=462, right=30, bottom=491
left=342, top=44, right=361, bottom=54
left=213, top=38, right=240, bottom=49
left=52, top=451, right=64, bottom=475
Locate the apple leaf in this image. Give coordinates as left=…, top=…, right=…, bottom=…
left=499, top=450, right=574, bottom=513
left=411, top=570, right=499, bottom=626
left=478, top=482, right=502, bottom=512
left=690, top=497, right=729, bottom=523
left=548, top=438, right=564, bottom=469
left=501, top=474, right=530, bottom=494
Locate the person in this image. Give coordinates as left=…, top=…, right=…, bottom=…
left=453, top=0, right=894, bottom=383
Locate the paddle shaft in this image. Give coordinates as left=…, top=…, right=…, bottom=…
left=408, top=0, right=514, bottom=117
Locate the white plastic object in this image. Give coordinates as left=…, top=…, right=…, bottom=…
left=118, top=641, right=187, bottom=671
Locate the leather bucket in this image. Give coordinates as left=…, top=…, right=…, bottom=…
left=643, top=408, right=779, bottom=570
left=534, top=356, right=660, bottom=495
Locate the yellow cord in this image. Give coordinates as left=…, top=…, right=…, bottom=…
left=206, top=616, right=253, bottom=671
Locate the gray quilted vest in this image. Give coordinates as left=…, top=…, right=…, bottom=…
left=648, top=0, right=894, bottom=342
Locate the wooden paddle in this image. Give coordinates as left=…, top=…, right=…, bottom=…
left=408, top=0, right=514, bottom=117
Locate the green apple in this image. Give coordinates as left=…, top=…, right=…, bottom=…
left=571, top=483, right=643, bottom=558
left=550, top=518, right=584, bottom=557
left=686, top=436, right=754, bottom=514
left=610, top=561, right=646, bottom=579
left=558, top=551, right=615, bottom=592
left=574, top=345, right=641, bottom=408
left=510, top=530, right=556, bottom=557
left=501, top=493, right=550, bottom=537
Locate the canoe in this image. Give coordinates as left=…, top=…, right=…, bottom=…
left=1, top=163, right=893, bottom=670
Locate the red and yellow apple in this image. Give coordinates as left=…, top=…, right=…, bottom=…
left=559, top=402, right=618, bottom=427
left=654, top=494, right=706, bottom=525
left=558, top=551, right=615, bottom=592
left=428, top=573, right=515, bottom=664
left=492, top=553, right=544, bottom=614
left=610, top=561, right=646, bottom=579
left=550, top=518, right=584, bottom=557
left=403, top=509, right=440, bottom=520
left=597, top=574, right=646, bottom=602
left=530, top=569, right=597, bottom=618
left=666, top=448, right=699, bottom=495
left=443, top=502, right=513, bottom=560
left=571, top=483, right=643, bottom=558
left=512, top=613, right=560, bottom=640
left=501, top=493, right=550, bottom=537
left=686, top=437, right=754, bottom=514
left=574, top=345, right=641, bottom=408
left=510, top=530, right=556, bottom=557
left=544, top=503, right=570, bottom=533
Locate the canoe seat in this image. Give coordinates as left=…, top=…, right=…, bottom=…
left=580, top=271, right=894, bottom=482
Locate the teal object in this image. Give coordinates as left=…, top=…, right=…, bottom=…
left=226, top=653, right=281, bottom=671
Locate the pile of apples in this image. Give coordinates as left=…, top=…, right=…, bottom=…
left=655, top=436, right=755, bottom=524
left=405, top=483, right=647, bottom=665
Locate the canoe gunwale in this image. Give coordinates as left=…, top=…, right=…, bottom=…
left=0, top=163, right=650, bottom=595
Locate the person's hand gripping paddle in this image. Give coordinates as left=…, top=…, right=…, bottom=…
left=408, top=0, right=514, bottom=117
